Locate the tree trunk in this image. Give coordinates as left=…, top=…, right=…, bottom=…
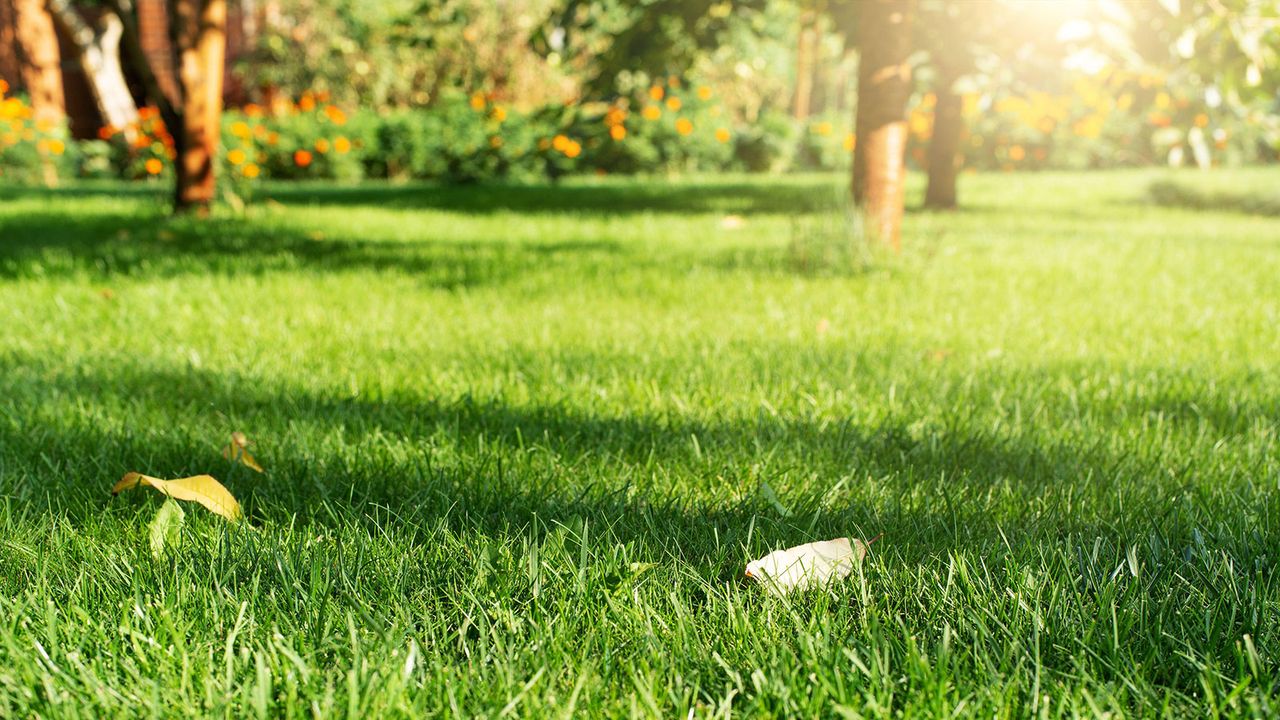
left=0, top=0, right=23, bottom=86
left=12, top=0, right=63, bottom=184
left=924, top=74, right=962, bottom=210
left=792, top=9, right=815, bottom=121
left=173, top=0, right=226, bottom=213
left=12, top=0, right=64, bottom=122
left=851, top=0, right=912, bottom=251
left=48, top=1, right=139, bottom=130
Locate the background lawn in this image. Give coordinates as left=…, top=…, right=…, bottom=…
left=0, top=169, right=1278, bottom=717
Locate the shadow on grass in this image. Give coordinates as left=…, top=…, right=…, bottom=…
left=0, top=350, right=1271, bottom=571
left=0, top=206, right=628, bottom=286
left=1147, top=179, right=1280, bottom=217
left=0, top=176, right=850, bottom=217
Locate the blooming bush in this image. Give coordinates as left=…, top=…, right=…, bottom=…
left=0, top=80, right=76, bottom=182
left=3, top=68, right=1277, bottom=191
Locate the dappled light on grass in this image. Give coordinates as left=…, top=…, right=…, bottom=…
left=0, top=171, right=1278, bottom=715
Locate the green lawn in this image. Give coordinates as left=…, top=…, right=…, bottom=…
left=1, top=169, right=1278, bottom=717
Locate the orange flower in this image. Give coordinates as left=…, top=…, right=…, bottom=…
left=675, top=118, right=693, bottom=136
left=812, top=121, right=833, bottom=136
left=242, top=163, right=260, bottom=178
left=334, top=136, right=351, bottom=153
left=1009, top=145, right=1026, bottom=161
left=244, top=103, right=264, bottom=118
left=1147, top=112, right=1171, bottom=128
left=0, top=79, right=7, bottom=96
left=97, top=125, right=116, bottom=140
left=492, top=106, right=507, bottom=122
left=610, top=124, right=626, bottom=141
left=227, top=148, right=247, bottom=165
left=1194, top=113, right=1209, bottom=128
left=563, top=141, right=581, bottom=158
left=552, top=134, right=570, bottom=152
left=298, top=94, right=316, bottom=111
left=231, top=121, right=251, bottom=138
left=470, top=92, right=486, bottom=111
left=642, top=106, right=661, bottom=121
left=324, top=105, right=347, bottom=125
left=315, top=138, right=331, bottom=153
left=666, top=97, right=682, bottom=111
left=843, top=133, right=856, bottom=152
left=648, top=86, right=664, bottom=101
left=267, top=132, right=280, bottom=146
left=145, top=158, right=163, bottom=175
left=714, top=128, right=730, bottom=143
left=294, top=149, right=313, bottom=167
left=697, top=86, right=712, bottom=101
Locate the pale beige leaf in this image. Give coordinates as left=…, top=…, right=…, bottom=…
left=114, top=472, right=243, bottom=522
left=745, top=537, right=870, bottom=594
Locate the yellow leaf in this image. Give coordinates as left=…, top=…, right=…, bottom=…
left=113, top=472, right=242, bottom=522
left=221, top=431, right=265, bottom=473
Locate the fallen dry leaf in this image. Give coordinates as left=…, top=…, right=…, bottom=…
left=745, top=536, right=877, bottom=594
left=221, top=431, right=265, bottom=473
left=720, top=214, right=745, bottom=230
left=923, top=348, right=952, bottom=362
left=99, top=288, right=116, bottom=300
left=113, top=472, right=242, bottom=522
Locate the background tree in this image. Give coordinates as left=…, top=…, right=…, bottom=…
left=48, top=0, right=140, bottom=130
left=106, top=0, right=227, bottom=213
left=851, top=0, right=912, bottom=250
left=9, top=0, right=64, bottom=184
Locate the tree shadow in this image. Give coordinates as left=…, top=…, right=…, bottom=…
left=258, top=177, right=850, bottom=216
left=0, top=206, right=626, bottom=286
left=0, top=177, right=851, bottom=217
left=1, top=349, right=1272, bottom=572
left=1147, top=179, right=1280, bottom=217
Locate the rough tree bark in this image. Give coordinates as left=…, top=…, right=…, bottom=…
left=923, top=68, right=962, bottom=210
left=172, top=0, right=226, bottom=212
left=48, top=0, right=140, bottom=130
left=851, top=0, right=912, bottom=251
left=107, top=0, right=225, bottom=214
left=12, top=0, right=64, bottom=122
left=12, top=0, right=63, bottom=184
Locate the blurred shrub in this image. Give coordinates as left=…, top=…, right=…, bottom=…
left=0, top=83, right=78, bottom=182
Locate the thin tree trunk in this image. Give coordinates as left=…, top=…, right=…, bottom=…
left=792, top=9, right=815, bottom=121
left=173, top=0, right=226, bottom=213
left=0, top=0, right=23, bottom=86
left=12, top=0, right=63, bottom=184
left=12, top=0, right=64, bottom=122
left=924, top=73, right=962, bottom=210
left=48, top=1, right=139, bottom=130
left=851, top=0, right=912, bottom=250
